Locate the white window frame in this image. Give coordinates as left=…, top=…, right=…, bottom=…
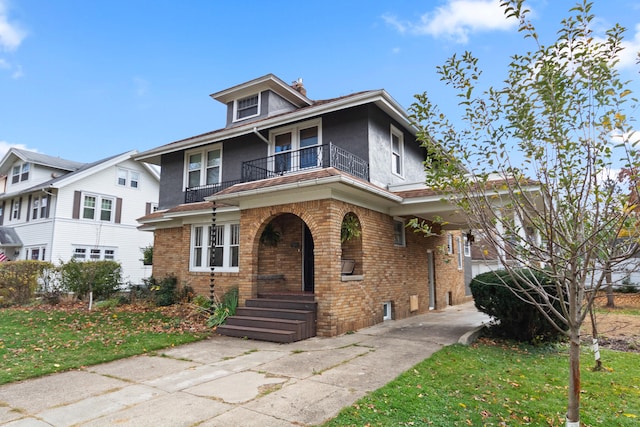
left=25, top=246, right=47, bottom=261
left=72, top=245, right=117, bottom=261
left=464, top=235, right=472, bottom=257
left=446, top=233, right=454, bottom=255
left=393, top=217, right=406, bottom=247
left=117, top=168, right=141, bottom=189
left=269, top=119, right=322, bottom=172
left=81, top=193, right=115, bottom=222
left=390, top=124, right=404, bottom=177
left=456, top=236, right=463, bottom=270
left=11, top=162, right=30, bottom=184
left=190, top=222, right=240, bottom=272
left=233, top=93, right=261, bottom=122
left=184, top=145, right=222, bottom=189
left=31, top=195, right=48, bottom=220
left=11, top=198, right=20, bottom=220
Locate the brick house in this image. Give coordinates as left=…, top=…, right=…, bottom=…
left=135, top=74, right=473, bottom=341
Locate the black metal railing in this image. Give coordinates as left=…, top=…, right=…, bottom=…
left=184, top=143, right=369, bottom=203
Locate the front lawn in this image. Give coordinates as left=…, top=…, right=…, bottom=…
left=324, top=339, right=640, bottom=426
left=0, top=303, right=210, bottom=385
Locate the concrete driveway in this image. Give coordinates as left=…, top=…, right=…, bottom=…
left=0, top=301, right=489, bottom=426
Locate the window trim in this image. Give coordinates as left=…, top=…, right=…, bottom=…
left=25, top=245, right=47, bottom=261
left=390, top=124, right=404, bottom=178
left=72, top=245, right=117, bottom=261
left=117, top=167, right=141, bottom=189
left=11, top=162, right=30, bottom=184
left=269, top=119, right=322, bottom=172
left=446, top=233, right=454, bottom=255
left=81, top=193, right=116, bottom=222
left=183, top=145, right=223, bottom=189
left=393, top=217, right=406, bottom=247
left=233, top=93, right=261, bottom=122
left=456, top=236, right=463, bottom=270
left=190, top=222, right=240, bottom=272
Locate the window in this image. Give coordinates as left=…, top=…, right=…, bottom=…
left=11, top=162, right=30, bottom=184
left=31, top=196, right=48, bottom=220
left=82, top=194, right=115, bottom=222
left=446, top=233, right=454, bottom=255
left=464, top=236, right=472, bottom=257
left=72, top=246, right=117, bottom=261
left=190, top=223, right=240, bottom=271
left=117, top=168, right=141, bottom=188
left=185, top=147, right=221, bottom=188
left=390, top=125, right=404, bottom=176
left=25, top=246, right=46, bottom=261
left=11, top=198, right=20, bottom=220
left=234, top=94, right=260, bottom=121
left=456, top=236, right=463, bottom=270
left=393, top=218, right=406, bottom=246
left=270, top=120, right=321, bottom=173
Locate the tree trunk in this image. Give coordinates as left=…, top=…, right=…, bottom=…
left=605, top=268, right=614, bottom=308
left=589, top=305, right=602, bottom=370
left=566, top=331, right=581, bottom=426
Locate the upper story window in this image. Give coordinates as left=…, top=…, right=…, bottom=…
left=390, top=125, right=404, bottom=177
left=234, top=94, right=260, bottom=121
left=82, top=194, right=115, bottom=222
left=11, top=198, right=20, bottom=220
left=270, top=119, right=321, bottom=173
left=185, top=147, right=221, bottom=188
left=11, top=162, right=30, bottom=184
left=31, top=195, right=48, bottom=220
left=117, top=168, right=140, bottom=189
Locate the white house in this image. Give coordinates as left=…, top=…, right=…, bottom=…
left=0, top=148, right=160, bottom=285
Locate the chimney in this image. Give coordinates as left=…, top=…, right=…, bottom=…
left=291, top=78, right=307, bottom=97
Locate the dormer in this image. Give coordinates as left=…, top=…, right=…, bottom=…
left=210, top=74, right=313, bottom=128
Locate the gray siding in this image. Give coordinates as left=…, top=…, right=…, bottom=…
left=226, top=90, right=297, bottom=128
left=322, top=105, right=370, bottom=161
left=159, top=151, right=184, bottom=209
left=220, top=134, right=268, bottom=181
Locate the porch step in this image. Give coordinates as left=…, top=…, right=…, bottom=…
left=215, top=325, right=296, bottom=343
left=224, top=316, right=306, bottom=341
left=216, top=297, right=317, bottom=343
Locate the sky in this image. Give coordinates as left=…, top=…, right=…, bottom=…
left=0, top=0, right=639, bottom=164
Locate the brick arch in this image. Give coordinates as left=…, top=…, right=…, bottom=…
left=340, top=211, right=363, bottom=276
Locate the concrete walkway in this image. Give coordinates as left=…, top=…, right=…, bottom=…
left=0, top=302, right=489, bottom=427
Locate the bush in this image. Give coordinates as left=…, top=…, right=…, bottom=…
left=208, top=287, right=239, bottom=327
left=59, top=259, right=122, bottom=301
left=470, top=269, right=564, bottom=343
left=0, top=261, right=54, bottom=306
left=618, top=277, right=639, bottom=293
left=144, top=274, right=193, bottom=306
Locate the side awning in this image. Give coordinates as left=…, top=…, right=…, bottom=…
left=0, top=227, right=23, bottom=248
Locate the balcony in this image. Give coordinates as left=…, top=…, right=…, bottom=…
left=185, top=143, right=369, bottom=203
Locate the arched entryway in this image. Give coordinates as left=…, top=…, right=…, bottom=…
left=257, top=213, right=315, bottom=295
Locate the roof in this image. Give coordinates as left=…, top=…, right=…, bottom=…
left=0, top=148, right=84, bottom=176
left=210, top=73, right=312, bottom=108
left=0, top=227, right=23, bottom=247
left=135, top=82, right=414, bottom=166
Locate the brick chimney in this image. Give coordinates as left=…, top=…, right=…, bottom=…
left=291, top=78, right=307, bottom=97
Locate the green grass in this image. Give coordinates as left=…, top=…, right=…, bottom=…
left=0, top=306, right=210, bottom=385
left=324, top=341, right=640, bottom=426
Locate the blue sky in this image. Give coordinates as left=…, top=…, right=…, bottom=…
left=1, top=0, right=639, bottom=163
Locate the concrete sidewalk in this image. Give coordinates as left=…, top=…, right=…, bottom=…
left=0, top=302, right=489, bottom=427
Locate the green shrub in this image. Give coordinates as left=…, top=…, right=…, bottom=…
left=59, top=259, right=122, bottom=301
left=144, top=274, right=180, bottom=306
left=618, top=277, right=639, bottom=293
left=208, top=287, right=239, bottom=327
left=470, top=269, right=564, bottom=343
left=0, top=261, right=54, bottom=306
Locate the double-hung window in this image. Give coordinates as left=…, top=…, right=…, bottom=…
left=186, top=147, right=221, bottom=189
left=191, top=222, right=240, bottom=271
left=31, top=196, right=48, bottom=220
left=11, top=162, right=30, bottom=184
left=393, top=217, right=406, bottom=247
left=117, top=168, right=141, bottom=188
left=234, top=94, right=260, bottom=121
left=82, top=194, right=115, bottom=222
left=390, top=125, right=404, bottom=177
left=270, top=120, right=321, bottom=174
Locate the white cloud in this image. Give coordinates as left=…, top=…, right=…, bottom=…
left=0, top=0, right=26, bottom=52
left=384, top=0, right=517, bottom=44
left=0, top=141, right=33, bottom=158
left=618, top=23, right=640, bottom=69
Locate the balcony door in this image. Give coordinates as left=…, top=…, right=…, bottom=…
left=270, top=120, right=321, bottom=174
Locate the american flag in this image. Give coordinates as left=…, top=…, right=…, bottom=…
left=0, top=252, right=7, bottom=262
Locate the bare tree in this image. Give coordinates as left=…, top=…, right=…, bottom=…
left=409, top=1, right=639, bottom=425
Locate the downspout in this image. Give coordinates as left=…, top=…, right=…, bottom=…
left=209, top=202, right=217, bottom=308
left=253, top=127, right=270, bottom=144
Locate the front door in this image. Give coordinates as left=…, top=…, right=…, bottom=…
left=303, top=224, right=314, bottom=292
